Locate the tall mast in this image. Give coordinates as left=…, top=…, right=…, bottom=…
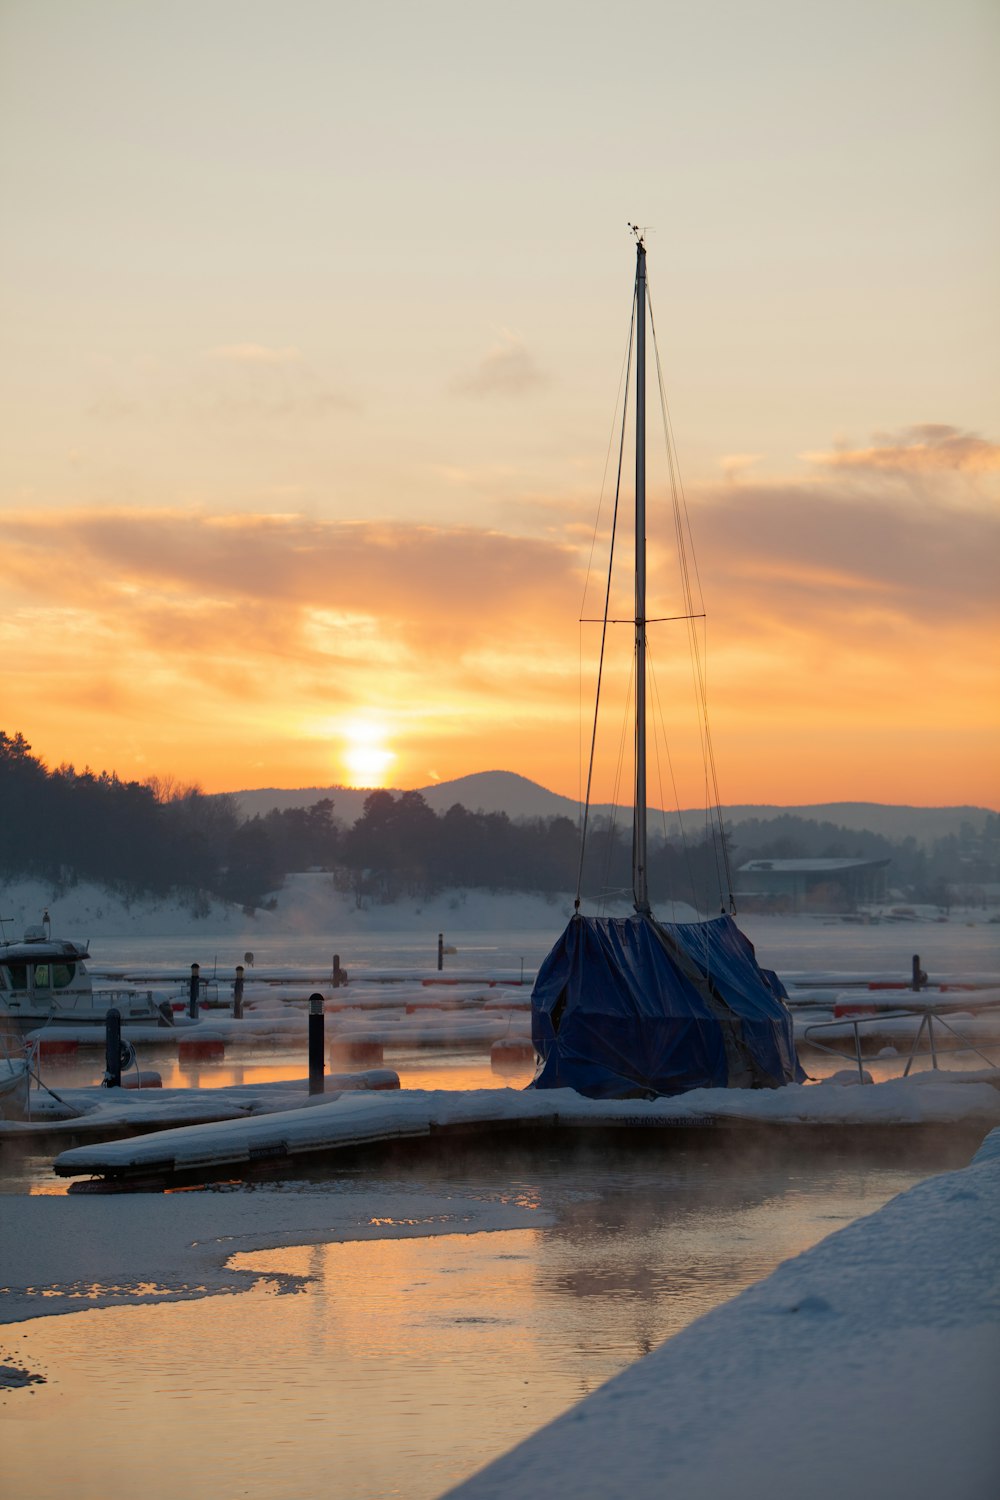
left=633, top=235, right=650, bottom=915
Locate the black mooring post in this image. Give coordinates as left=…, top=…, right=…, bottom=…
left=308, top=993, right=325, bottom=1094
left=437, top=932, right=444, bottom=972
left=332, top=953, right=341, bottom=988
left=233, top=964, right=245, bottom=1019
left=912, top=954, right=927, bottom=990
left=189, top=962, right=201, bottom=1019
left=104, top=1007, right=122, bottom=1088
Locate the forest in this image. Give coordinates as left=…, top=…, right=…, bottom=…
left=1, top=731, right=997, bottom=915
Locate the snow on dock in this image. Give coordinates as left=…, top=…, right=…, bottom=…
left=0, top=1069, right=399, bottom=1141
left=441, top=1126, right=1000, bottom=1500
left=50, top=1074, right=1000, bottom=1188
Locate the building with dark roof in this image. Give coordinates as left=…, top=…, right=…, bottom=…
left=736, top=857, right=890, bottom=913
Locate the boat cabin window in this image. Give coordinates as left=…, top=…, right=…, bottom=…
left=31, top=963, right=76, bottom=989
left=5, top=962, right=76, bottom=991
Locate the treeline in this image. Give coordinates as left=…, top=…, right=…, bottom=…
left=0, top=731, right=334, bottom=911
left=0, top=733, right=728, bottom=911
left=335, top=790, right=732, bottom=911
left=2, top=731, right=997, bottom=914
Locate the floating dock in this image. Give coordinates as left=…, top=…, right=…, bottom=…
left=51, top=1076, right=1000, bottom=1191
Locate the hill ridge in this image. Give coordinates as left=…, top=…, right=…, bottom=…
left=226, top=771, right=996, bottom=848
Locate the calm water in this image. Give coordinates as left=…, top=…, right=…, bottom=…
left=3, top=915, right=996, bottom=1497
left=0, top=1133, right=975, bottom=1500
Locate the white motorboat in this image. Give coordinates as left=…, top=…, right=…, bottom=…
left=0, top=1049, right=29, bottom=1117
left=0, top=913, right=173, bottom=1032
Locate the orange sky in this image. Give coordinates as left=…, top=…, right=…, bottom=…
left=2, top=2, right=998, bottom=811
left=6, top=427, right=999, bottom=808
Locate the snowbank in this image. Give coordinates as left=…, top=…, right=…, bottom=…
left=0, top=873, right=694, bottom=943
left=442, top=1127, right=1000, bottom=1500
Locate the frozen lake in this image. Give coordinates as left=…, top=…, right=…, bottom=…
left=85, top=909, right=1000, bottom=980
left=2, top=910, right=997, bottom=1498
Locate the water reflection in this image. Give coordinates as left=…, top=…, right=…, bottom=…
left=1, top=1132, right=976, bottom=1500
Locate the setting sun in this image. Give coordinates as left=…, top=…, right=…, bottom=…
left=342, top=720, right=396, bottom=787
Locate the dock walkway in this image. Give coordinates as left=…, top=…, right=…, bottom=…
left=50, top=1074, right=1000, bottom=1189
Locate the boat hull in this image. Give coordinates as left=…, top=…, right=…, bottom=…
left=0, top=1058, right=29, bottom=1118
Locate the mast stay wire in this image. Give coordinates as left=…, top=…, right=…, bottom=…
left=645, top=640, right=703, bottom=917
left=645, top=275, right=736, bottom=912
left=595, top=655, right=635, bottom=918
left=578, top=300, right=639, bottom=821
left=575, top=283, right=637, bottom=909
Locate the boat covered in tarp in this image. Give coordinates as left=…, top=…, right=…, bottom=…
left=530, top=912, right=804, bottom=1098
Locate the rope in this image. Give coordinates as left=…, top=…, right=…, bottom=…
left=575, top=281, right=637, bottom=909
left=578, top=311, right=637, bottom=816
left=647, top=276, right=736, bottom=913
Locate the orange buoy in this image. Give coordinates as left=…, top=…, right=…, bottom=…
left=178, top=1038, right=226, bottom=1062
left=490, top=1038, right=535, bottom=1073
left=330, top=1039, right=384, bottom=1066
left=38, top=1037, right=79, bottom=1057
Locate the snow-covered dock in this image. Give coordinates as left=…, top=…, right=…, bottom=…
left=23, top=978, right=534, bottom=1053
left=0, top=1069, right=399, bottom=1142
left=441, top=1126, right=1000, bottom=1500
left=49, top=1074, right=1000, bottom=1189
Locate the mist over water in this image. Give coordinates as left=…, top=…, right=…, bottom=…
left=2, top=1133, right=974, bottom=1500
left=87, top=911, right=1000, bottom=980
left=3, top=913, right=997, bottom=1496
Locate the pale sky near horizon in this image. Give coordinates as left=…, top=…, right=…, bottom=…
left=2, top=0, right=998, bottom=809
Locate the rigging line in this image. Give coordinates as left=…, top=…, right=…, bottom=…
left=578, top=297, right=639, bottom=816
left=581, top=612, right=706, bottom=624
left=647, top=281, right=735, bottom=908
left=578, top=302, right=639, bottom=621
left=646, top=639, right=703, bottom=913
left=575, top=284, right=637, bottom=908
left=598, top=654, right=635, bottom=917
left=643, top=640, right=671, bottom=847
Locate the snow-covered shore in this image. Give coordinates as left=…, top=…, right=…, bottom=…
left=443, top=1127, right=1000, bottom=1500
left=0, top=873, right=598, bottom=942
left=4, top=872, right=997, bottom=988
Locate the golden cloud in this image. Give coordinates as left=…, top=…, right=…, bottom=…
left=5, top=447, right=999, bottom=801
left=803, top=424, right=1000, bottom=477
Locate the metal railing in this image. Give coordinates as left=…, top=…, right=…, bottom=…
left=802, top=1008, right=999, bottom=1084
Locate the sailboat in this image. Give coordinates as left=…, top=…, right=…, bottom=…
left=530, top=233, right=803, bottom=1099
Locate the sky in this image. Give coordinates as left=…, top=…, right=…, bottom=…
left=1, top=0, right=998, bottom=810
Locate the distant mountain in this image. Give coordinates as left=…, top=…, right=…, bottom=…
left=230, top=771, right=571, bottom=826
left=226, top=772, right=995, bottom=848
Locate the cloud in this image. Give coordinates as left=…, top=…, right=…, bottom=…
left=86, top=348, right=357, bottom=426
left=3, top=511, right=581, bottom=672
left=204, top=344, right=303, bottom=364
left=719, top=453, right=764, bottom=482
left=690, top=477, right=999, bottom=629
left=452, top=335, right=547, bottom=398
left=803, top=424, right=1000, bottom=477
left=6, top=430, right=998, bottom=802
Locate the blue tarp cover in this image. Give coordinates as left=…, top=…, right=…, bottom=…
left=530, top=912, right=803, bottom=1099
